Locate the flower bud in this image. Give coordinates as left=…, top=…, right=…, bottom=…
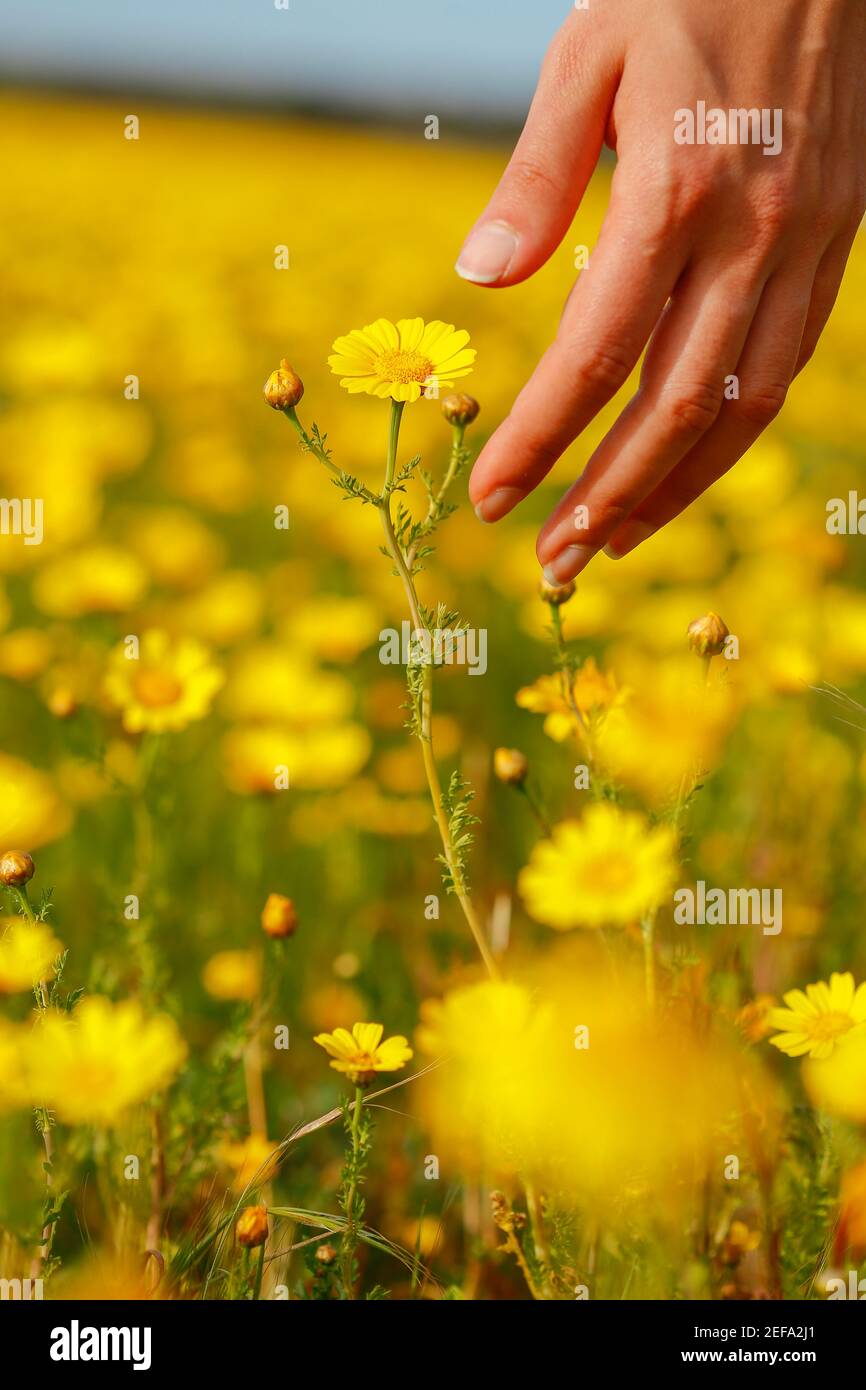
left=687, top=611, right=729, bottom=658
left=538, top=576, right=576, bottom=607
left=261, top=893, right=298, bottom=939
left=0, top=850, right=35, bottom=886
left=315, top=1243, right=337, bottom=1266
left=493, top=747, right=529, bottom=787
left=263, top=360, right=304, bottom=410
left=441, top=393, right=479, bottom=427
left=490, top=1190, right=510, bottom=1231
left=47, top=687, right=77, bottom=720
left=236, top=1204, right=269, bottom=1248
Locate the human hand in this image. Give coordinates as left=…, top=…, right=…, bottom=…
left=458, top=0, right=866, bottom=582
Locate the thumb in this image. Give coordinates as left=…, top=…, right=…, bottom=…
left=455, top=18, right=620, bottom=288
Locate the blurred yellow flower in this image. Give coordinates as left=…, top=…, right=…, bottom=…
left=0, top=1019, right=27, bottom=1113
left=519, top=805, right=677, bottom=930
left=221, top=643, right=351, bottom=725
left=0, top=628, right=53, bottom=681
left=803, top=1031, right=866, bottom=1122
left=218, top=1133, right=280, bottom=1191
left=221, top=723, right=370, bottom=793
left=125, top=506, right=224, bottom=590
left=329, top=318, right=474, bottom=403
left=172, top=571, right=264, bottom=647
left=50, top=1253, right=150, bottom=1301
left=105, top=629, right=224, bottom=734
left=202, top=950, right=260, bottom=1001
left=516, top=659, right=620, bottom=741
left=595, top=656, right=736, bottom=805
left=769, top=972, right=866, bottom=1059
left=0, top=752, right=72, bottom=848
left=313, top=1021, right=413, bottom=1085
left=305, top=982, right=366, bottom=1033
left=33, top=545, right=148, bottom=617
left=416, top=955, right=748, bottom=1206
left=25, top=997, right=186, bottom=1126
left=281, top=596, right=381, bottom=663
left=0, top=918, right=62, bottom=993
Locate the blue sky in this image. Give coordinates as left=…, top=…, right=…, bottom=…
left=0, top=0, right=572, bottom=120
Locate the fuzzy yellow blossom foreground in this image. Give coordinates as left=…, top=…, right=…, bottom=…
left=0, top=918, right=62, bottom=993
left=313, top=1021, right=413, bottom=1086
left=519, top=804, right=678, bottom=930
left=768, top=972, right=866, bottom=1059
left=415, top=959, right=750, bottom=1204
left=24, top=997, right=187, bottom=1126
left=0, top=1019, right=27, bottom=1114
left=328, top=318, right=474, bottom=403
left=105, top=629, right=224, bottom=734
left=804, top=1030, right=866, bottom=1121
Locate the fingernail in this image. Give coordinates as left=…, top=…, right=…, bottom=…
left=542, top=545, right=596, bottom=585
left=456, top=221, right=519, bottom=285
left=474, top=486, right=524, bottom=523
left=604, top=519, right=654, bottom=559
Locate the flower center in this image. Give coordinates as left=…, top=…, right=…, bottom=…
left=808, top=1012, right=853, bottom=1042
left=349, top=1052, right=378, bottom=1084
left=587, top=853, right=633, bottom=894
left=133, top=669, right=184, bottom=708
left=373, top=349, right=435, bottom=385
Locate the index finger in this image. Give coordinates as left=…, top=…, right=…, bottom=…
left=469, top=183, right=689, bottom=522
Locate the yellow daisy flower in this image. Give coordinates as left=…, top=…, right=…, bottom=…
left=24, top=997, right=187, bottom=1127
left=518, top=804, right=678, bottom=930
left=0, top=918, right=63, bottom=993
left=313, top=1021, right=413, bottom=1086
left=104, top=629, right=224, bottom=734
left=328, top=318, right=475, bottom=403
left=516, top=660, right=621, bottom=742
left=768, top=972, right=866, bottom=1059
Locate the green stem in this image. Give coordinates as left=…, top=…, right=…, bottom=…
left=341, top=1086, right=364, bottom=1299
left=12, top=883, right=36, bottom=923
left=406, top=422, right=465, bottom=569
left=517, top=781, right=552, bottom=837
left=252, top=1241, right=266, bottom=1302
left=15, top=882, right=57, bottom=1276
left=641, top=912, right=657, bottom=1009
left=548, top=603, right=599, bottom=789
left=523, top=1177, right=552, bottom=1297
left=379, top=401, right=498, bottom=980
left=284, top=406, right=379, bottom=505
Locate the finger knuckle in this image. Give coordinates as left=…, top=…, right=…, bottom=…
left=753, top=180, right=801, bottom=242
left=660, top=381, right=722, bottom=436
left=590, top=497, right=632, bottom=537
left=506, top=154, right=562, bottom=202
left=672, top=169, right=717, bottom=226
left=577, top=343, right=634, bottom=396
left=733, top=379, right=789, bottom=427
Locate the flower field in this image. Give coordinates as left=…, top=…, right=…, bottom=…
left=1, top=89, right=866, bottom=1301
